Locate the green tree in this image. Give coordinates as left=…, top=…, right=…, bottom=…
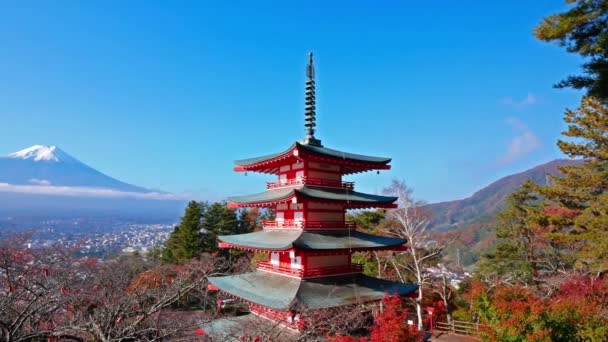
left=162, top=201, right=204, bottom=263
left=161, top=225, right=181, bottom=264
left=162, top=201, right=257, bottom=264
left=200, top=201, right=241, bottom=252
left=348, top=210, right=385, bottom=232
left=174, top=201, right=205, bottom=260
left=238, top=208, right=263, bottom=233
left=480, top=98, right=608, bottom=279
left=535, top=0, right=608, bottom=101
left=260, top=208, right=275, bottom=225
left=538, top=96, right=608, bottom=273
left=478, top=182, right=541, bottom=285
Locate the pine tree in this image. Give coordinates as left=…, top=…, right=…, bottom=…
left=481, top=98, right=608, bottom=277
left=162, top=201, right=204, bottom=263
left=478, top=182, right=541, bottom=285
left=535, top=1, right=608, bottom=101
left=200, top=202, right=241, bottom=253
left=348, top=210, right=385, bottom=232
left=539, top=97, right=608, bottom=273
left=162, top=201, right=258, bottom=262
left=161, top=225, right=180, bottom=264
left=174, top=201, right=205, bottom=260
left=260, top=208, right=275, bottom=224
left=237, top=208, right=260, bottom=233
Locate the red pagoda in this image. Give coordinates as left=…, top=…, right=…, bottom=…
left=204, top=53, right=418, bottom=339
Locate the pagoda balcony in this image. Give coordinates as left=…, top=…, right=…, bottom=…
left=266, top=177, right=354, bottom=190
left=256, top=261, right=364, bottom=278
left=263, top=220, right=356, bottom=230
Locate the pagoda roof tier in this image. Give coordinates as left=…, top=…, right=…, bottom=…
left=217, top=230, right=407, bottom=251
left=199, top=314, right=297, bottom=341
left=233, top=142, right=391, bottom=175
left=208, top=271, right=418, bottom=311
left=227, top=185, right=397, bottom=209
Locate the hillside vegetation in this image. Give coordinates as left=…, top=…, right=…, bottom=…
left=426, top=159, right=582, bottom=267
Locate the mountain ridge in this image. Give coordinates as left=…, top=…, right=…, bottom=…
left=425, top=158, right=583, bottom=267
left=426, top=159, right=583, bottom=231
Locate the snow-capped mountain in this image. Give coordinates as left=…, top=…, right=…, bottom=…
left=0, top=145, right=188, bottom=221
left=0, top=145, right=150, bottom=192
left=8, top=145, right=77, bottom=163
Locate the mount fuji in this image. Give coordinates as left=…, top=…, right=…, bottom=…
left=0, top=145, right=150, bottom=192
left=0, top=145, right=187, bottom=218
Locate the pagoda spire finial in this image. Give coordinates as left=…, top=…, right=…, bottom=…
left=302, top=52, right=322, bottom=146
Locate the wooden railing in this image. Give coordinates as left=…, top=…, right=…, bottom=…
left=257, top=262, right=302, bottom=276
left=266, top=177, right=354, bottom=190
left=256, top=262, right=364, bottom=278
left=435, top=319, right=484, bottom=336
left=263, top=220, right=356, bottom=229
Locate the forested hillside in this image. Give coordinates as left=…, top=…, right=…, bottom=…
left=427, top=159, right=582, bottom=267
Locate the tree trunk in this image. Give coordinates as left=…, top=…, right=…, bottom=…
left=412, top=245, right=424, bottom=331
left=374, top=252, right=382, bottom=278
left=390, top=259, right=405, bottom=283
left=444, top=298, right=452, bottom=325
left=442, top=274, right=451, bottom=325
left=416, top=291, right=423, bottom=331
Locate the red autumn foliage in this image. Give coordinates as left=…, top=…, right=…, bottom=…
left=468, top=276, right=608, bottom=341
left=370, top=295, right=416, bottom=342
left=550, top=275, right=608, bottom=323
left=464, top=279, right=487, bottom=304
left=542, top=205, right=580, bottom=219
left=329, top=294, right=417, bottom=342
left=556, top=275, right=608, bottom=309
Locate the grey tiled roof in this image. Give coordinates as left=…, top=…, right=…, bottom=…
left=234, top=142, right=391, bottom=166
left=300, top=143, right=391, bottom=163
left=208, top=272, right=418, bottom=310
left=228, top=185, right=397, bottom=206
left=199, top=314, right=298, bottom=341
left=218, top=230, right=406, bottom=251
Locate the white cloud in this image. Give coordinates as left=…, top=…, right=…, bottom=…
left=0, top=183, right=190, bottom=201
left=497, top=117, right=541, bottom=165
left=29, top=178, right=51, bottom=186
left=500, top=93, right=537, bottom=109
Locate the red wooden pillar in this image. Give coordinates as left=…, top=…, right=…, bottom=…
left=426, top=307, right=435, bottom=334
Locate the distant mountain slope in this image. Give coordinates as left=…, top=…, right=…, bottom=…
left=426, top=159, right=582, bottom=231
left=0, top=145, right=149, bottom=192
left=0, top=145, right=187, bottom=221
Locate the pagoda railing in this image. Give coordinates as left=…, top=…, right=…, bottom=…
left=266, top=177, right=354, bottom=190
left=263, top=220, right=356, bottom=230
left=257, top=262, right=364, bottom=278
left=256, top=262, right=302, bottom=276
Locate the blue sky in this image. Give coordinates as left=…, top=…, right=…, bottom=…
left=0, top=1, right=584, bottom=203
